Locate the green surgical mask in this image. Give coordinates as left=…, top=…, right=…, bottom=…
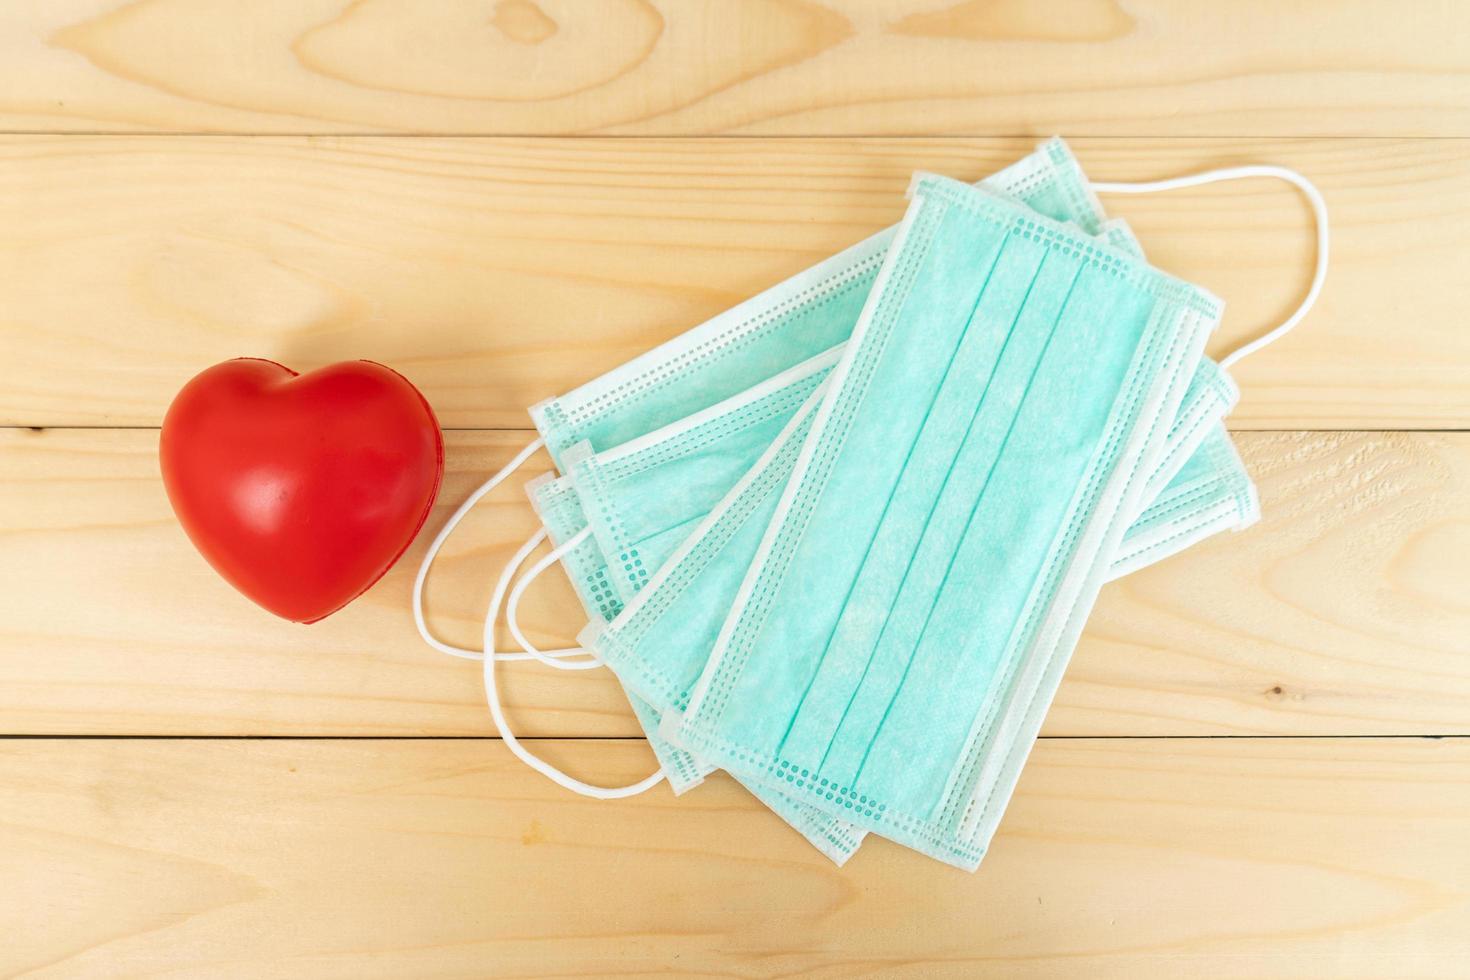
left=537, top=389, right=867, bottom=861
left=537, top=352, right=1242, bottom=864
left=554, top=324, right=1244, bottom=620
left=533, top=203, right=1250, bottom=634
left=519, top=149, right=1238, bottom=863
left=548, top=341, right=1244, bottom=792
left=415, top=144, right=1326, bottom=870
left=415, top=139, right=1144, bottom=860
left=593, top=172, right=1224, bottom=869
left=522, top=222, right=1245, bottom=855
left=624, top=161, right=1326, bottom=869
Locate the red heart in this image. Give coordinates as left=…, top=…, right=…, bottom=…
left=160, top=359, right=444, bottom=623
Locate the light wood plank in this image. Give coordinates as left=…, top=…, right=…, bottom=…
left=2, top=136, right=1466, bottom=429
left=2, top=1, right=1467, bottom=137
left=0, top=428, right=619, bottom=738
left=3, top=737, right=1468, bottom=977
left=4, top=427, right=1469, bottom=738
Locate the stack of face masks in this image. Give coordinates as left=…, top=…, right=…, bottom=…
left=415, top=138, right=1327, bottom=870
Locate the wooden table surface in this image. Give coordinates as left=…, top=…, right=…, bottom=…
left=3, top=2, right=1469, bottom=976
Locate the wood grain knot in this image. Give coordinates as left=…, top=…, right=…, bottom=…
left=491, top=0, right=557, bottom=45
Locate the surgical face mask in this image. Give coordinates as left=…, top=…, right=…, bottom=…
left=531, top=348, right=849, bottom=811
left=529, top=399, right=867, bottom=864
left=548, top=389, right=871, bottom=862
left=414, top=140, right=1131, bottom=826
left=537, top=215, right=1231, bottom=624
left=556, top=344, right=1242, bottom=733
left=535, top=215, right=1246, bottom=680
left=552, top=325, right=1243, bottom=623
left=641, top=162, right=1327, bottom=870
left=500, top=143, right=1145, bottom=861
left=416, top=143, right=1327, bottom=869
left=531, top=322, right=1244, bottom=865
left=580, top=170, right=1314, bottom=870
left=410, top=140, right=1140, bottom=863
left=575, top=352, right=1246, bottom=863
left=509, top=161, right=1215, bottom=862
left=595, top=171, right=1225, bottom=869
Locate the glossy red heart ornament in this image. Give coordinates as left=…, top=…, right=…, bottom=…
left=160, top=359, right=444, bottom=623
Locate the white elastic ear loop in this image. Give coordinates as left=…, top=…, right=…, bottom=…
left=411, top=436, right=582, bottom=664
left=1092, top=165, right=1328, bottom=370
left=483, top=529, right=599, bottom=667
left=505, top=527, right=602, bottom=670
left=482, top=556, right=665, bottom=799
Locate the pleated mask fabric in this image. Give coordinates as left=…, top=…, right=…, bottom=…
left=527, top=140, right=1254, bottom=594
left=533, top=190, right=1251, bottom=640
left=521, top=161, right=1250, bottom=864
left=524, top=211, right=1236, bottom=864
left=415, top=139, right=1333, bottom=870
left=569, top=337, right=1249, bottom=860
left=538, top=387, right=864, bottom=863
left=595, top=172, right=1222, bottom=869
left=506, top=140, right=1163, bottom=861
left=559, top=316, right=1246, bottom=619
left=543, top=219, right=1247, bottom=799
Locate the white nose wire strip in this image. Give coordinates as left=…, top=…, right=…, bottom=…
left=412, top=436, right=584, bottom=664
left=505, top=527, right=603, bottom=670
left=1092, top=165, right=1328, bottom=370
left=482, top=544, right=666, bottom=799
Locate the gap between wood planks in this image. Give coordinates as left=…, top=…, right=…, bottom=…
left=8, top=133, right=1470, bottom=139
left=7, top=427, right=1470, bottom=434
left=1, top=735, right=1464, bottom=741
